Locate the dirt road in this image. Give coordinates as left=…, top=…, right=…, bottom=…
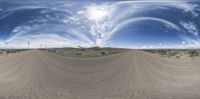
left=0, top=50, right=200, bottom=99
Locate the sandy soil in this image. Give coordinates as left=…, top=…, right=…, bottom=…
left=0, top=50, right=200, bottom=99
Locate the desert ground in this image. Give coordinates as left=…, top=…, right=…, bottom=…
left=0, top=49, right=200, bottom=99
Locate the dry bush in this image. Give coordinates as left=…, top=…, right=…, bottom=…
left=189, top=51, right=199, bottom=57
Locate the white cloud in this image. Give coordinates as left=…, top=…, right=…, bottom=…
left=1, top=0, right=199, bottom=49
left=59, top=0, right=200, bottom=48
left=114, top=0, right=198, bottom=14
left=3, top=34, right=93, bottom=48
left=66, top=29, right=95, bottom=45
left=107, top=17, right=181, bottom=40
left=3, top=23, right=95, bottom=48
left=111, top=0, right=199, bottom=24
left=182, top=41, right=186, bottom=44
left=181, top=36, right=200, bottom=45
left=88, top=0, right=199, bottom=47
left=180, top=21, right=198, bottom=36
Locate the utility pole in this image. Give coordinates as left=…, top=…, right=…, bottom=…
left=28, top=41, right=30, bottom=48
left=5, top=42, right=8, bottom=49
left=45, top=44, right=47, bottom=49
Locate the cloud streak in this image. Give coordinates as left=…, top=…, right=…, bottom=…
left=180, top=21, right=199, bottom=36
left=0, top=0, right=199, bottom=48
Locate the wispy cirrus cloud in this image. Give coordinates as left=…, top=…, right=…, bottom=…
left=108, top=17, right=182, bottom=38
left=180, top=21, right=199, bottom=36
left=79, top=0, right=199, bottom=47
left=0, top=0, right=200, bottom=48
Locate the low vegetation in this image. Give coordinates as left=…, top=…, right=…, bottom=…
left=189, top=50, right=199, bottom=57
left=44, top=47, right=129, bottom=57
left=0, top=49, right=27, bottom=56
left=143, top=49, right=200, bottom=58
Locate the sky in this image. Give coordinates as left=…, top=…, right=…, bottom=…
left=0, top=0, right=200, bottom=49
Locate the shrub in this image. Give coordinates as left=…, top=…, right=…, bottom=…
left=52, top=50, right=56, bottom=53
left=101, top=52, right=106, bottom=55
left=189, top=51, right=199, bottom=57
left=167, top=52, right=177, bottom=57
left=160, top=50, right=167, bottom=56
left=6, top=50, right=10, bottom=53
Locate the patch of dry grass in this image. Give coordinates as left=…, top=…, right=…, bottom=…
left=143, top=49, right=200, bottom=58
left=45, top=47, right=129, bottom=57
left=0, top=49, right=27, bottom=56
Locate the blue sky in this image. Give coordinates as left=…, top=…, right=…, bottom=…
left=0, top=0, right=200, bottom=48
